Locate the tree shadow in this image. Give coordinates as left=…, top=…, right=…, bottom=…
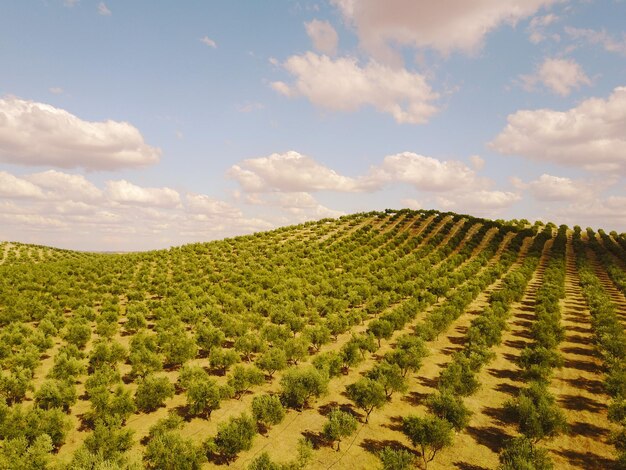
left=488, top=367, right=520, bottom=381
left=419, top=376, right=438, bottom=389
left=495, top=382, right=520, bottom=396
left=465, top=425, right=510, bottom=453
left=402, top=390, right=429, bottom=406
left=554, top=449, right=617, bottom=470
left=561, top=376, right=605, bottom=395
left=504, top=339, right=527, bottom=349
left=563, top=357, right=600, bottom=373
left=301, top=430, right=328, bottom=450
left=360, top=438, right=415, bottom=456
left=559, top=394, right=605, bottom=413
left=568, top=420, right=609, bottom=438
left=482, top=406, right=516, bottom=426
left=562, top=345, right=597, bottom=357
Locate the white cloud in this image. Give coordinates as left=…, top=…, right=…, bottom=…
left=26, top=170, right=103, bottom=201
left=332, top=0, right=561, bottom=63
left=200, top=36, right=217, bottom=48
left=229, top=150, right=363, bottom=192
left=527, top=14, right=559, bottom=44
left=366, top=152, right=480, bottom=192
left=490, top=86, right=626, bottom=173
left=63, top=0, right=79, bottom=7
left=565, top=27, right=626, bottom=56
left=49, top=87, right=64, bottom=95
left=469, top=155, right=485, bottom=170
left=186, top=193, right=242, bottom=218
left=527, top=174, right=590, bottom=201
left=437, top=190, right=521, bottom=214
left=0, top=97, right=160, bottom=170
left=271, top=52, right=439, bottom=124
left=97, top=2, right=111, bottom=16
left=519, top=58, right=590, bottom=96
left=305, top=19, right=339, bottom=55
left=0, top=171, right=45, bottom=199
left=106, top=180, right=181, bottom=208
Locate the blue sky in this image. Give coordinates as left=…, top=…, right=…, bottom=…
left=0, top=0, right=625, bottom=250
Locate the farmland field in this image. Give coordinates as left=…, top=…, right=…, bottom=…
left=1, top=209, right=626, bottom=469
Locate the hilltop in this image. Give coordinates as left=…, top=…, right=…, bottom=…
left=1, top=209, right=626, bottom=469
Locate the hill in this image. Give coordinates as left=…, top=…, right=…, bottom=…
left=1, top=209, right=626, bottom=469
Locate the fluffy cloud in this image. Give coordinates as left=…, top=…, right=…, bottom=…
left=367, top=152, right=479, bottom=191
left=186, top=194, right=242, bottom=218
left=526, top=174, right=591, bottom=201
left=0, top=169, right=279, bottom=250
left=26, top=170, right=103, bottom=201
left=106, top=180, right=181, bottom=208
left=332, top=0, right=560, bottom=63
left=0, top=171, right=44, bottom=199
left=437, top=190, right=521, bottom=214
left=519, top=58, right=590, bottom=96
left=526, top=14, right=559, bottom=44
left=565, top=27, right=626, bottom=56
left=271, top=53, right=439, bottom=124
left=490, top=86, right=626, bottom=172
left=0, top=97, right=160, bottom=170
left=305, top=20, right=339, bottom=55
left=229, top=150, right=363, bottom=192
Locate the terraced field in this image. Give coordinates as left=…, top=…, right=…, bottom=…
left=1, top=209, right=625, bottom=469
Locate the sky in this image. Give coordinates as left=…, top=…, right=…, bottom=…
left=0, top=0, right=625, bottom=251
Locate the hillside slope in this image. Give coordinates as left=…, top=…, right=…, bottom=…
left=1, top=209, right=626, bottom=469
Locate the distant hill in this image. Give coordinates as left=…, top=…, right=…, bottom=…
left=1, top=209, right=626, bottom=468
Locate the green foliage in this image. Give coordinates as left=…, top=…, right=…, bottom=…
left=196, top=322, right=225, bottom=353
left=256, top=348, right=288, bottom=378
left=402, top=415, right=453, bottom=470
left=378, top=447, right=416, bottom=470
left=0, top=434, right=53, bottom=470
left=34, top=379, right=77, bottom=411
left=426, top=390, right=472, bottom=431
left=82, top=418, right=134, bottom=464
left=498, top=437, right=554, bottom=470
left=209, top=412, right=257, bottom=464
left=368, top=319, right=394, bottom=346
left=367, top=362, right=408, bottom=398
left=280, top=366, right=328, bottom=410
left=438, top=353, right=480, bottom=396
left=312, top=351, right=343, bottom=378
left=505, top=382, right=567, bottom=443
left=227, top=365, right=265, bottom=399
left=209, top=347, right=240, bottom=375
left=345, top=378, right=387, bottom=423
left=145, top=431, right=206, bottom=470
left=135, top=374, right=174, bottom=412
left=64, top=320, right=92, bottom=349
left=186, top=376, right=224, bottom=418
left=322, top=408, right=358, bottom=451
left=252, top=394, right=285, bottom=431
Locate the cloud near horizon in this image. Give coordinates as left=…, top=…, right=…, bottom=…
left=0, top=97, right=161, bottom=171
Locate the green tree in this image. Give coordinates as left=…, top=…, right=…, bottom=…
left=378, top=447, right=416, bottom=470
left=280, top=367, right=329, bottom=410
left=186, top=377, right=225, bottom=418
left=0, top=434, right=53, bottom=470
left=345, top=378, right=387, bottom=423
left=145, top=431, right=206, bottom=470
left=209, top=413, right=257, bottom=464
left=196, top=323, right=225, bottom=354
left=426, top=390, right=472, bottom=432
left=135, top=374, right=174, bottom=412
left=209, top=347, right=240, bottom=375
left=64, top=320, right=91, bottom=349
left=368, top=319, right=394, bottom=347
left=438, top=354, right=480, bottom=396
left=284, top=337, right=309, bottom=365
left=34, top=379, right=77, bottom=411
left=505, top=382, right=567, bottom=443
left=305, top=325, right=331, bottom=351
left=252, top=394, right=285, bottom=432
left=367, top=362, right=408, bottom=398
left=498, top=436, right=554, bottom=470
left=83, top=417, right=134, bottom=463
left=256, top=348, right=287, bottom=379
left=227, top=365, right=265, bottom=399
left=402, top=415, right=453, bottom=470
left=322, top=408, right=358, bottom=451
